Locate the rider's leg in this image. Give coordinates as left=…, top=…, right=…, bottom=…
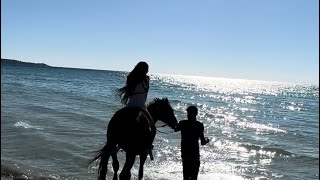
left=139, top=108, right=155, bottom=160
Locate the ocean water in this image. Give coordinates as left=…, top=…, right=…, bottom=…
left=1, top=64, right=319, bottom=180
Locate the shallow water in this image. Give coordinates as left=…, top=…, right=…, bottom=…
left=1, top=64, right=319, bottom=179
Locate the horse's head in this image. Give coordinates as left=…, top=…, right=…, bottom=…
left=147, top=98, right=177, bottom=129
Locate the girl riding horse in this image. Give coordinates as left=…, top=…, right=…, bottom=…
left=118, top=61, right=154, bottom=157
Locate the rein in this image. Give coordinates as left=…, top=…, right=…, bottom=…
left=156, top=129, right=174, bottom=134
left=155, top=123, right=175, bottom=134
left=155, top=124, right=167, bottom=128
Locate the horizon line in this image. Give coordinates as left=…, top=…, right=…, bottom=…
left=1, top=57, right=318, bottom=86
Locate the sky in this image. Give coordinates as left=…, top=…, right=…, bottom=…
left=1, top=0, right=319, bottom=84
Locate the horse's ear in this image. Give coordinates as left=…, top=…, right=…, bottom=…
left=164, top=98, right=168, bottom=103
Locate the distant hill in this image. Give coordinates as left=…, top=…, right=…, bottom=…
left=1, top=58, right=51, bottom=67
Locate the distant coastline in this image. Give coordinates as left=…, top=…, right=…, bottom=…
left=1, top=58, right=124, bottom=73
left=1, top=58, right=51, bottom=68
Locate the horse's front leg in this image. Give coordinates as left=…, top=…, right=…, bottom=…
left=139, top=153, right=148, bottom=180
left=119, top=152, right=136, bottom=180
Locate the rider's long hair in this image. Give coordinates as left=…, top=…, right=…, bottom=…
left=118, top=61, right=149, bottom=105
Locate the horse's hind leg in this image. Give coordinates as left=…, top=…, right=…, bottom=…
left=97, top=143, right=119, bottom=180
left=99, top=155, right=108, bottom=180
left=111, top=147, right=120, bottom=180
left=98, top=144, right=112, bottom=180
left=138, top=153, right=148, bottom=180
left=119, top=152, right=136, bottom=180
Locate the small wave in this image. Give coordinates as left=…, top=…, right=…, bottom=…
left=13, top=121, right=44, bottom=130
left=1, top=161, right=63, bottom=180
left=236, top=121, right=286, bottom=133
left=240, top=144, right=293, bottom=157
left=278, top=85, right=319, bottom=98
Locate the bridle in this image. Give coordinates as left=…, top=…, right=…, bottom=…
left=149, top=101, right=176, bottom=134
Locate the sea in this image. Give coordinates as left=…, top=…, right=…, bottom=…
left=1, top=64, right=319, bottom=180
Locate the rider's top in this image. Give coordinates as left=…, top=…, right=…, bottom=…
left=126, top=76, right=149, bottom=108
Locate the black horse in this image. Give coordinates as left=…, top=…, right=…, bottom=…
left=89, top=98, right=177, bottom=180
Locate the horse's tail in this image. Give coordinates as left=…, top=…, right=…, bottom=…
left=88, top=143, right=113, bottom=180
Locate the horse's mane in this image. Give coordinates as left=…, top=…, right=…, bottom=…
left=146, top=97, right=170, bottom=107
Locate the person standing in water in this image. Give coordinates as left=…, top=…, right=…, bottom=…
left=175, top=106, right=209, bottom=180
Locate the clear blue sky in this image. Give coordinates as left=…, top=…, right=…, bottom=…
left=1, top=0, right=319, bottom=84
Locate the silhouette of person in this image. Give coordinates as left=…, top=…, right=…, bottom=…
left=174, top=106, right=209, bottom=180
left=118, top=61, right=154, bottom=158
